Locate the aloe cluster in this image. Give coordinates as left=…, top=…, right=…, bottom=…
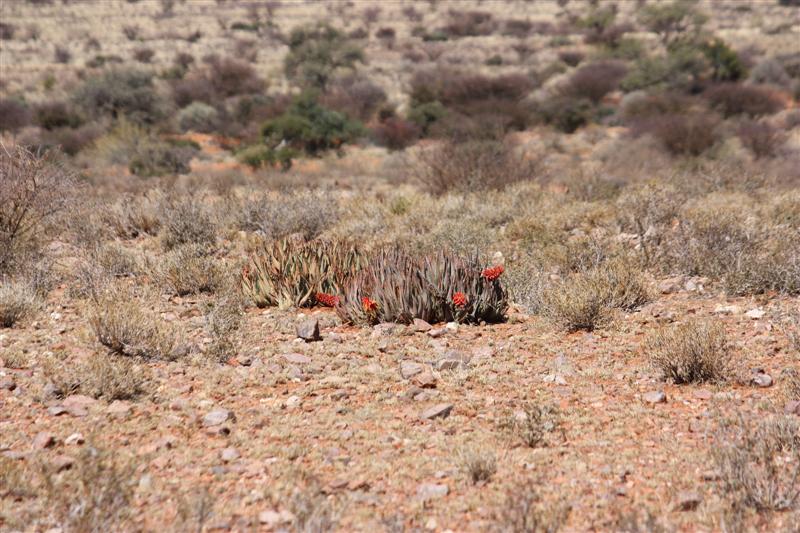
left=241, top=238, right=365, bottom=309
left=335, top=249, right=508, bottom=325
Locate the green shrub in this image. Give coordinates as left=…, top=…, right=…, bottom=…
left=284, top=23, right=364, bottom=90
left=407, top=101, right=447, bottom=135
left=538, top=96, right=594, bottom=133
left=73, top=68, right=166, bottom=124
left=177, top=102, right=219, bottom=133
left=128, top=139, right=194, bottom=177
left=237, top=145, right=298, bottom=170
left=702, top=39, right=746, bottom=82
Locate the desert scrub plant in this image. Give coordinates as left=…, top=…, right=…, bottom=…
left=645, top=321, right=730, bottom=384
left=0, top=145, right=76, bottom=275
left=336, top=249, right=509, bottom=325
left=711, top=412, right=800, bottom=512
left=42, top=445, right=138, bottom=532
left=0, top=280, right=40, bottom=328
left=242, top=237, right=365, bottom=309
left=499, top=401, right=563, bottom=448
left=495, top=477, right=571, bottom=533
left=235, top=189, right=340, bottom=241
left=204, top=293, right=244, bottom=363
left=42, top=352, right=150, bottom=401
left=155, top=244, right=222, bottom=296
left=90, top=285, right=182, bottom=360
left=159, top=196, right=216, bottom=251
left=457, top=447, right=497, bottom=484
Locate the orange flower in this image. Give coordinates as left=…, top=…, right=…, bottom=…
left=361, top=296, right=378, bottom=312
left=316, top=292, right=339, bottom=307
left=452, top=291, right=468, bottom=308
left=481, top=265, right=504, bottom=281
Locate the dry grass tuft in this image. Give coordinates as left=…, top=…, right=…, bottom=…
left=204, top=292, right=244, bottom=363
left=646, top=321, right=731, bottom=384
left=42, top=352, right=151, bottom=401
left=458, top=447, right=497, bottom=484
left=159, top=197, right=216, bottom=251
left=0, top=280, right=40, bottom=328
left=494, top=478, right=571, bottom=533
left=156, top=244, right=223, bottom=296
left=500, top=402, right=562, bottom=448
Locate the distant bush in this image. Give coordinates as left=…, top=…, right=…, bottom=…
left=261, top=92, right=363, bottom=158
left=0, top=99, right=32, bottom=133
left=0, top=23, right=15, bottom=40
left=54, top=45, right=71, bottom=64
left=536, top=96, right=594, bottom=133
left=236, top=189, right=340, bottom=240
left=0, top=280, right=39, bottom=328
left=73, top=68, right=166, bottom=124
left=704, top=83, right=783, bottom=117
left=132, top=48, right=155, bottom=64
left=44, top=124, right=102, bottom=156
left=128, top=140, right=194, bottom=177
left=559, top=50, right=585, bottom=67
left=34, top=101, right=84, bottom=130
left=503, top=18, right=532, bottom=38
left=407, top=101, right=447, bottom=136
left=177, top=102, right=219, bottom=133
left=638, top=0, right=707, bottom=47
left=442, top=10, right=496, bottom=38
left=738, top=119, right=786, bottom=159
left=413, top=138, right=540, bottom=194
left=319, top=74, right=387, bottom=122
left=172, top=55, right=265, bottom=108
left=702, top=39, right=746, bottom=82
left=284, top=23, right=364, bottom=90
left=631, top=110, right=720, bottom=156
left=237, top=144, right=297, bottom=170
left=159, top=196, right=216, bottom=251
left=371, top=117, right=420, bottom=150
left=564, top=60, right=627, bottom=103
left=749, top=59, right=791, bottom=87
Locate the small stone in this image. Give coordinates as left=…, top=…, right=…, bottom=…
left=413, top=371, right=437, bottom=388
left=751, top=373, right=773, bottom=388
left=643, top=391, right=667, bottom=404
left=63, top=394, right=96, bottom=417
left=258, top=510, right=294, bottom=526
left=220, top=447, right=240, bottom=462
left=745, top=308, right=766, bottom=319
left=412, top=319, right=432, bottom=332
left=713, top=304, right=741, bottom=315
left=400, top=361, right=424, bottom=379
left=0, top=377, right=15, bottom=391
left=445, top=322, right=458, bottom=333
left=296, top=319, right=321, bottom=342
left=658, top=276, right=684, bottom=294
left=420, top=403, right=453, bottom=420
left=33, top=432, right=56, bottom=450
left=673, top=491, right=702, bottom=511
left=203, top=408, right=234, bottom=427
left=64, top=433, right=84, bottom=446
left=107, top=400, right=132, bottom=418
left=436, top=359, right=460, bottom=371
left=416, top=483, right=449, bottom=502
left=51, top=454, right=74, bottom=472
left=285, top=395, right=301, bottom=408
left=282, top=353, right=312, bottom=365
left=47, top=405, right=67, bottom=416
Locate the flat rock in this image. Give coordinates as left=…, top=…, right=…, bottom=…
left=413, top=371, right=437, bottom=388
left=32, top=432, right=56, bottom=450
left=420, top=403, right=453, bottom=420
left=412, top=319, right=432, bottom=332
left=51, top=454, right=74, bottom=472
left=400, top=361, right=424, bottom=379
left=258, top=510, right=294, bottom=526
left=643, top=391, right=667, bottom=404
left=751, top=373, right=773, bottom=388
left=693, top=389, right=713, bottom=400
left=427, top=328, right=446, bottom=338
left=47, top=406, right=67, bottom=416
left=63, top=394, right=97, bottom=417
left=296, top=319, right=321, bottom=342
left=203, top=408, right=234, bottom=427
left=220, top=447, right=240, bottom=462
left=416, top=483, right=449, bottom=502
left=282, top=353, right=312, bottom=365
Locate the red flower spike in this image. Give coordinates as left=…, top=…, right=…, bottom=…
left=361, top=297, right=378, bottom=312
left=316, top=292, right=339, bottom=307
left=452, top=292, right=468, bottom=308
left=481, top=265, right=504, bottom=281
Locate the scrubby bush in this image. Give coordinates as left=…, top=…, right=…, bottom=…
left=0, top=23, right=15, bottom=40
left=537, top=96, right=594, bottom=133
left=704, top=83, right=783, bottom=117
left=738, top=119, right=786, bottom=159
left=564, top=60, right=628, bottom=103
left=0, top=281, right=39, bottom=328
left=34, top=101, right=84, bottom=130
left=638, top=0, right=707, bottom=47
left=156, top=244, right=222, bottom=296
left=236, top=189, right=340, bottom=240
left=0, top=98, right=32, bottom=133
left=73, top=68, right=166, bottom=124
left=177, top=102, right=219, bottom=133
left=261, top=92, right=363, bottom=158
left=172, top=55, right=265, bottom=108
left=0, top=146, right=76, bottom=274
left=319, top=74, right=387, bottom=122
left=284, top=23, right=364, bottom=90
left=371, top=117, right=420, bottom=150
left=159, top=197, right=216, bottom=251
left=631, top=110, right=720, bottom=156
left=44, top=123, right=102, bottom=156
left=749, top=59, right=791, bottom=87
left=133, top=48, right=155, bottom=64
left=237, top=144, right=297, bottom=170
left=336, top=249, right=509, bottom=325
left=702, top=39, right=746, bottom=82
left=646, top=321, right=730, bottom=383
left=559, top=50, right=585, bottom=67
left=442, top=11, right=496, bottom=37
left=413, top=138, right=540, bottom=194
left=128, top=139, right=194, bottom=177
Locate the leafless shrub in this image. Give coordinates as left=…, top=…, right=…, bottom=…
left=159, top=197, right=216, bottom=251
left=712, top=412, right=800, bottom=512
left=500, top=402, right=563, bottom=448
left=458, top=447, right=497, bottom=484
left=0, top=280, right=39, bottom=328
left=54, top=45, right=71, bottom=64
left=631, top=111, right=721, bottom=156
left=737, top=119, right=786, bottom=159
left=90, top=285, right=182, bottom=360
left=235, top=189, right=339, bottom=241
left=133, top=48, right=155, bottom=64
left=102, top=193, right=162, bottom=239
left=0, top=23, right=15, bottom=40
left=646, top=321, right=730, bottom=384
left=122, top=25, right=140, bottom=41
left=494, top=478, right=571, bottom=533
left=705, top=83, right=784, bottom=117
left=42, top=352, right=151, bottom=401
left=0, top=98, right=32, bottom=133
left=0, top=146, right=76, bottom=274
left=319, top=74, right=387, bottom=122
left=443, top=10, right=496, bottom=37
left=564, top=60, right=627, bottom=103
left=413, top=139, right=540, bottom=194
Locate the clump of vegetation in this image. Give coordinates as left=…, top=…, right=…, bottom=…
left=631, top=110, right=720, bottom=156
left=90, top=285, right=182, bottom=360
left=236, top=189, right=340, bottom=241
left=0, top=98, right=32, bottom=133
left=495, top=478, right=571, bottom=533
left=564, top=60, right=628, bottom=104
left=159, top=197, right=216, bottom=251
left=241, top=237, right=365, bottom=309
left=42, top=352, right=151, bottom=401
left=704, top=83, right=783, bottom=117
left=737, top=119, right=785, bottom=159
left=457, top=447, right=497, bottom=484
left=646, top=321, right=731, bottom=384
left=284, top=23, right=364, bottom=90
left=0, top=280, right=39, bottom=328
left=156, top=244, right=222, bottom=296
left=712, top=413, right=800, bottom=512
left=204, top=293, right=244, bottom=363
left=336, top=249, right=508, bottom=325
left=72, top=67, right=166, bottom=124
left=500, top=402, right=563, bottom=448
